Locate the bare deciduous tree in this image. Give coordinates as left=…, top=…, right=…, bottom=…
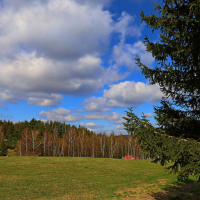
left=31, top=130, right=41, bottom=156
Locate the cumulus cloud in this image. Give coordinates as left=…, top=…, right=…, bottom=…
left=114, top=12, right=144, bottom=39
left=102, top=65, right=130, bottom=85
left=83, top=81, right=163, bottom=111
left=107, top=12, right=150, bottom=72
left=0, top=52, right=105, bottom=105
left=84, top=112, right=125, bottom=124
left=4, top=0, right=114, bottom=7
left=39, top=107, right=82, bottom=122
left=83, top=97, right=110, bottom=112
left=143, top=113, right=154, bottom=118
left=83, top=96, right=125, bottom=112
left=74, top=0, right=114, bottom=7
left=0, top=52, right=103, bottom=91
left=80, top=122, right=104, bottom=129
left=102, top=15, right=147, bottom=85
left=115, top=125, right=123, bottom=129
left=112, top=40, right=154, bottom=70
left=0, top=0, right=113, bottom=60
left=28, top=93, right=63, bottom=107
left=0, top=90, right=27, bottom=104
left=104, top=81, right=163, bottom=105
left=0, top=0, right=144, bottom=106
left=37, top=119, right=47, bottom=123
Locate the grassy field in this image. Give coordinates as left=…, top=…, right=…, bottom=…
left=0, top=155, right=200, bottom=200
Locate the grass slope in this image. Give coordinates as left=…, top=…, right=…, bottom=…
left=0, top=157, right=199, bottom=200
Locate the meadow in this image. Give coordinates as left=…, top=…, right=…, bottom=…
left=0, top=155, right=200, bottom=200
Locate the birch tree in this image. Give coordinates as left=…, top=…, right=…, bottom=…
left=22, top=128, right=30, bottom=156
left=31, top=130, right=41, bottom=156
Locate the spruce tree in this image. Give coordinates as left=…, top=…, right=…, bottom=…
left=0, top=140, right=8, bottom=156
left=123, top=0, right=200, bottom=181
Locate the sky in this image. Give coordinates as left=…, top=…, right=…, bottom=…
left=0, top=0, right=165, bottom=135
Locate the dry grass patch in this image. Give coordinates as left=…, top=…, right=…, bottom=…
left=114, top=179, right=169, bottom=200
left=114, top=179, right=200, bottom=200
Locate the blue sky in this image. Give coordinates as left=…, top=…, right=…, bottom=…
left=0, top=0, right=165, bottom=135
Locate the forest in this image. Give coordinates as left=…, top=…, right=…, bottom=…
left=0, top=118, right=147, bottom=159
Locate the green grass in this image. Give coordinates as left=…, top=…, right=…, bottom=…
left=0, top=157, right=199, bottom=200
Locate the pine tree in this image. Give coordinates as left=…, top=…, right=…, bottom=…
left=124, top=0, right=200, bottom=181
left=0, top=140, right=8, bottom=156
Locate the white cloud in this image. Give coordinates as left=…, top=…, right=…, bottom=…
left=80, top=122, right=104, bottom=129
left=103, top=65, right=130, bottom=85
left=83, top=97, right=110, bottom=112
left=2, top=0, right=114, bottom=11
left=28, top=93, right=63, bottom=107
left=0, top=0, right=113, bottom=60
left=112, top=40, right=154, bottom=70
left=104, top=81, right=163, bottom=105
left=0, top=52, right=104, bottom=104
left=83, top=96, right=126, bottom=112
left=74, top=0, right=114, bottom=7
left=83, top=81, right=163, bottom=111
left=109, top=12, right=149, bottom=71
left=115, top=125, right=123, bottom=129
left=84, top=112, right=126, bottom=124
left=37, top=119, right=47, bottom=123
left=0, top=0, right=143, bottom=106
left=114, top=12, right=143, bottom=39
left=101, top=39, right=154, bottom=86
left=143, top=113, right=154, bottom=118
left=0, top=90, right=27, bottom=104
left=2, top=0, right=50, bottom=8
left=39, top=107, right=82, bottom=122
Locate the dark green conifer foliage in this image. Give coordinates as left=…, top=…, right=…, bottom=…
left=123, top=0, right=200, bottom=181
left=123, top=107, right=200, bottom=182
left=0, top=140, right=8, bottom=156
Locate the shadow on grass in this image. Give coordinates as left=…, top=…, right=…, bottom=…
left=150, top=179, right=200, bottom=200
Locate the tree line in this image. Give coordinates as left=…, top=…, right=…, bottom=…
left=0, top=118, right=148, bottom=159
left=0, top=118, right=94, bottom=149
